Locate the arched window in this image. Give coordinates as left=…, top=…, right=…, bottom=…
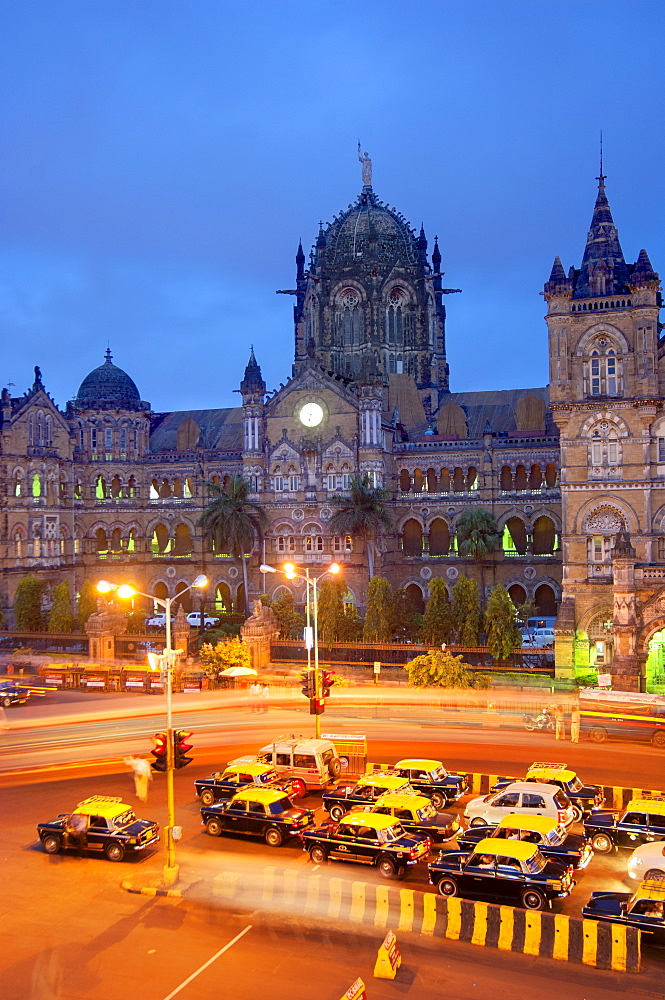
left=589, top=421, right=621, bottom=474
left=36, top=412, right=44, bottom=445
left=95, top=475, right=106, bottom=499
left=429, top=518, right=451, bottom=556
left=386, top=289, right=405, bottom=362
left=332, top=535, right=352, bottom=553
left=110, top=475, right=122, bottom=498
left=95, top=527, right=108, bottom=553
left=277, top=535, right=296, bottom=554
left=500, top=466, right=513, bottom=491
left=174, top=581, right=193, bottom=612
left=399, top=469, right=411, bottom=492
left=127, top=476, right=137, bottom=497
left=184, top=477, right=194, bottom=499
left=402, top=519, right=423, bottom=556
left=532, top=516, right=556, bottom=555
left=152, top=523, right=170, bottom=554
left=504, top=517, right=527, bottom=555
left=584, top=337, right=622, bottom=397
left=215, top=582, right=231, bottom=611
left=534, top=584, right=557, bottom=617
left=28, top=415, right=34, bottom=446
left=110, top=527, right=122, bottom=552
left=127, top=528, right=137, bottom=552
left=32, top=473, right=42, bottom=498
left=173, top=523, right=193, bottom=556
left=508, top=584, right=526, bottom=608
left=104, top=427, right=113, bottom=451
left=45, top=416, right=52, bottom=446
left=13, top=472, right=22, bottom=497
left=404, top=583, right=425, bottom=615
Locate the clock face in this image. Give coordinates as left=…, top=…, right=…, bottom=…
left=299, top=402, right=323, bottom=427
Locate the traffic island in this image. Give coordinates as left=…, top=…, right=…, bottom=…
left=121, top=872, right=201, bottom=898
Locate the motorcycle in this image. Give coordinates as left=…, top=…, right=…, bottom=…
left=523, top=708, right=555, bottom=732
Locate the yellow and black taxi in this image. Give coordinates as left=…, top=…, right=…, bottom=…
left=491, top=761, right=604, bottom=822
left=201, top=786, right=315, bottom=847
left=371, top=791, right=460, bottom=843
left=0, top=679, right=31, bottom=707
left=391, top=758, right=468, bottom=809
left=457, top=813, right=593, bottom=869
left=583, top=795, right=665, bottom=854
left=37, top=795, right=160, bottom=862
left=323, top=773, right=413, bottom=822
left=194, top=759, right=295, bottom=807
left=428, top=837, right=575, bottom=910
left=301, top=810, right=431, bottom=878
left=583, top=877, right=665, bottom=947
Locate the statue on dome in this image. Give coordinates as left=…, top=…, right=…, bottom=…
left=358, top=142, right=372, bottom=188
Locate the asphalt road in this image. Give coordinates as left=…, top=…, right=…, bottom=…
left=2, top=689, right=665, bottom=998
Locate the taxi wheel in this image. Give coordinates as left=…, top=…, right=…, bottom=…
left=330, top=805, right=345, bottom=822
left=469, top=817, right=486, bottom=828
left=430, top=792, right=445, bottom=810
left=2, top=697, right=11, bottom=708
left=652, top=731, right=665, bottom=749
left=105, top=842, right=125, bottom=862
left=309, top=845, right=327, bottom=865
left=521, top=889, right=545, bottom=911
left=437, top=877, right=458, bottom=897
left=200, top=790, right=215, bottom=807
left=591, top=833, right=613, bottom=854
left=43, top=834, right=62, bottom=855
left=265, top=827, right=283, bottom=848
left=290, top=780, right=307, bottom=799
left=570, top=805, right=583, bottom=823
left=645, top=868, right=665, bottom=879
left=589, top=727, right=607, bottom=744
left=377, top=857, right=397, bottom=878
left=206, top=818, right=223, bottom=837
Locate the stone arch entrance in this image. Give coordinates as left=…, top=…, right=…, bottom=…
left=639, top=621, right=665, bottom=693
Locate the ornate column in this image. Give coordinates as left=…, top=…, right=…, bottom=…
left=240, top=599, right=280, bottom=671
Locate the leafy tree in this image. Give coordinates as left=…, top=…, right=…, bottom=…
left=419, top=577, right=453, bottom=645
left=485, top=585, right=523, bottom=661
left=199, top=636, right=251, bottom=676
left=392, top=588, right=423, bottom=642
left=13, top=575, right=46, bottom=631
left=77, top=580, right=98, bottom=630
left=271, top=591, right=305, bottom=640
left=328, top=474, right=392, bottom=579
left=198, top=475, right=268, bottom=616
left=403, top=649, right=491, bottom=689
left=455, top=508, right=501, bottom=605
left=451, top=576, right=482, bottom=646
left=48, top=581, right=75, bottom=633
left=317, top=577, right=347, bottom=649
left=363, top=577, right=394, bottom=642
left=338, top=606, right=364, bottom=642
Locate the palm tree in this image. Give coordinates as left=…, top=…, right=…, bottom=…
left=329, top=474, right=392, bottom=579
left=198, top=475, right=268, bottom=616
left=455, top=508, right=501, bottom=606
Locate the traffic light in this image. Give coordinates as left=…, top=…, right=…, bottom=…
left=173, top=729, right=193, bottom=769
left=151, top=731, right=169, bottom=773
left=310, top=698, right=324, bottom=715
left=322, top=670, right=335, bottom=697
left=299, top=670, right=315, bottom=699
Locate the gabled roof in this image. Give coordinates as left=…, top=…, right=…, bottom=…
left=149, top=407, right=243, bottom=453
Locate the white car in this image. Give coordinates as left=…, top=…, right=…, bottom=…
left=186, top=612, right=220, bottom=628
left=146, top=614, right=169, bottom=628
left=627, top=841, right=665, bottom=880
left=521, top=629, right=555, bottom=648
left=463, top=781, right=576, bottom=829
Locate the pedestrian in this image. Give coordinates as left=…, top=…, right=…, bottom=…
left=249, top=680, right=261, bottom=712
left=570, top=706, right=580, bottom=743
left=555, top=704, right=565, bottom=741
left=67, top=810, right=88, bottom=856
left=124, top=755, right=153, bottom=802
left=261, top=683, right=270, bottom=713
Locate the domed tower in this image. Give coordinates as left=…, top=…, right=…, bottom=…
left=293, top=152, right=450, bottom=409
left=68, top=349, right=151, bottom=462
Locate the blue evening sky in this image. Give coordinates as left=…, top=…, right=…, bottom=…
left=2, top=1, right=665, bottom=413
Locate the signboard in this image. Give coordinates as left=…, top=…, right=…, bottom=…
left=374, top=930, right=401, bottom=979
left=373, top=661, right=381, bottom=674
left=339, top=978, right=367, bottom=1000
left=183, top=683, right=200, bottom=693
left=45, top=675, right=63, bottom=686
left=597, top=673, right=612, bottom=687
left=125, top=677, right=145, bottom=689
left=84, top=678, right=105, bottom=688
left=304, top=626, right=314, bottom=650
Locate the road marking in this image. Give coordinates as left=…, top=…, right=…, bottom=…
left=161, top=925, right=253, bottom=1000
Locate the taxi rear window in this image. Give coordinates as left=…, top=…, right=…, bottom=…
left=267, top=799, right=290, bottom=815
left=114, top=809, right=137, bottom=827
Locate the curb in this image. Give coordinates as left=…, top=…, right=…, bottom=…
left=121, top=879, right=183, bottom=898
left=212, top=866, right=641, bottom=973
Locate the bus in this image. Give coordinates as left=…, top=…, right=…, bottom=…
left=579, top=689, right=665, bottom=749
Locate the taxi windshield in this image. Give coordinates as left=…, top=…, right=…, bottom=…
left=417, top=804, right=437, bottom=821
left=379, top=823, right=404, bottom=843
left=524, top=850, right=546, bottom=874
left=113, top=809, right=137, bottom=828
left=258, top=770, right=279, bottom=784
left=545, top=826, right=566, bottom=846
left=567, top=776, right=583, bottom=793
left=429, top=766, right=448, bottom=781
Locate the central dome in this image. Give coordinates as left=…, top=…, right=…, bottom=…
left=75, top=350, right=146, bottom=410
left=322, top=189, right=419, bottom=267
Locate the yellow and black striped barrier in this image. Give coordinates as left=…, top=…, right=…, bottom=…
left=212, top=867, right=641, bottom=972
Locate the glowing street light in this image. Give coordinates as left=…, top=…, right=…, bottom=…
left=260, top=561, right=340, bottom=738
left=97, top=573, right=208, bottom=885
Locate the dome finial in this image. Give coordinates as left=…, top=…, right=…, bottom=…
left=105, top=347, right=113, bottom=363
left=357, top=141, right=372, bottom=188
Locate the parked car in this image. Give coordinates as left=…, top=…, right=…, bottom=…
left=628, top=841, right=665, bottom=881
left=323, top=773, right=414, bottom=821
left=256, top=736, right=343, bottom=796
left=521, top=629, right=555, bottom=647
left=456, top=812, right=593, bottom=869
left=186, top=612, right=220, bottom=628
left=428, top=837, right=575, bottom=910
left=145, top=613, right=170, bottom=628
left=301, top=810, right=431, bottom=878
left=194, top=760, right=296, bottom=806
left=0, top=680, right=31, bottom=707
left=464, top=781, right=576, bottom=829
left=491, top=761, right=605, bottom=822
left=582, top=877, right=665, bottom=946
left=37, top=795, right=159, bottom=862
left=370, top=791, right=460, bottom=843
left=584, top=796, right=665, bottom=853
left=390, top=758, right=468, bottom=808
left=201, top=786, right=315, bottom=847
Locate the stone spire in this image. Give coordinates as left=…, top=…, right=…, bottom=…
left=240, top=346, right=266, bottom=394
left=572, top=172, right=628, bottom=298
left=630, top=248, right=659, bottom=288
left=543, top=255, right=572, bottom=297
left=296, top=240, right=305, bottom=280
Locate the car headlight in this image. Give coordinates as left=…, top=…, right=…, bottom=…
left=631, top=858, right=643, bottom=866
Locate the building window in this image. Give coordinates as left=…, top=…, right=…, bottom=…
left=277, top=535, right=295, bottom=553
left=289, top=475, right=298, bottom=492
left=274, top=476, right=284, bottom=492
left=585, top=340, right=622, bottom=397
left=305, top=535, right=324, bottom=552
left=91, top=428, right=97, bottom=451
left=658, top=438, right=665, bottom=463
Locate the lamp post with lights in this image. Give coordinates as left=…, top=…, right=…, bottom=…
left=260, top=561, right=340, bottom=738
left=97, top=574, right=208, bottom=885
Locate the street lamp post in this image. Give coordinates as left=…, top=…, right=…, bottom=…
left=260, top=561, right=339, bottom=738
left=97, top=573, right=208, bottom=885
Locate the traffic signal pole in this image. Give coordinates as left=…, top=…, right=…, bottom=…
left=163, top=604, right=178, bottom=887
left=312, top=572, right=321, bottom=739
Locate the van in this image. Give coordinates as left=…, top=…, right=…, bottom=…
left=254, top=736, right=343, bottom=797
left=526, top=617, right=556, bottom=631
